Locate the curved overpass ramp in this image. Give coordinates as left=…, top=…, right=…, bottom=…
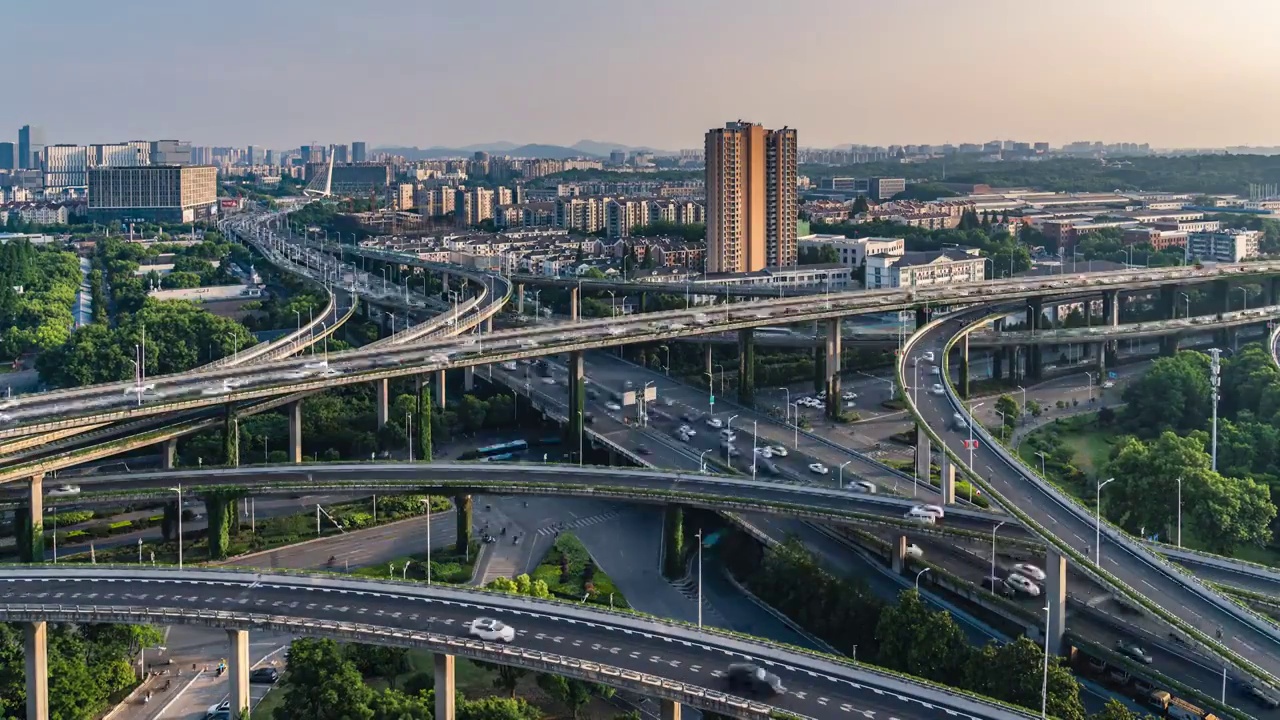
left=0, top=565, right=1038, bottom=720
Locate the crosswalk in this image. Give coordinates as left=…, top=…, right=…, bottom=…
left=535, top=509, right=623, bottom=537
left=668, top=575, right=728, bottom=628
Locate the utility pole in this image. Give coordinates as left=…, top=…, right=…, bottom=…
left=1210, top=348, right=1221, bottom=472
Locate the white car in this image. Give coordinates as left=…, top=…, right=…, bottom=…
left=929, top=384, right=945, bottom=396
left=914, top=504, right=945, bottom=519
left=905, top=544, right=924, bottom=560
left=320, top=368, right=343, bottom=378
left=841, top=391, right=857, bottom=401
left=541, top=377, right=556, bottom=385
left=769, top=445, right=787, bottom=457
left=605, top=402, right=622, bottom=411
left=706, top=417, right=724, bottom=429
left=1013, top=563, right=1046, bottom=582
left=201, top=384, right=231, bottom=396
left=808, top=462, right=829, bottom=475
left=1004, top=573, right=1042, bottom=597
left=1102, top=381, right=1115, bottom=389
left=904, top=507, right=937, bottom=524
left=921, top=351, right=935, bottom=363
left=678, top=425, right=696, bottom=437
left=468, top=617, right=516, bottom=643
left=754, top=447, right=773, bottom=459
left=428, top=353, right=452, bottom=364
left=929, top=366, right=940, bottom=376
left=123, top=383, right=156, bottom=396
left=849, top=481, right=877, bottom=494
left=47, top=485, right=81, bottom=497
left=303, top=360, right=328, bottom=370
left=501, top=361, right=518, bottom=371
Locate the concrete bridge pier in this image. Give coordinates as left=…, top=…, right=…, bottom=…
left=661, top=699, right=682, bottom=720
left=464, top=366, right=475, bottom=392
left=228, top=629, right=250, bottom=719
left=1025, top=298, right=1044, bottom=381
left=516, top=283, right=524, bottom=314
left=738, top=328, right=755, bottom=405
left=1095, top=342, right=1107, bottom=377
left=940, top=453, right=956, bottom=504
left=375, top=379, right=389, bottom=428
left=915, top=426, right=931, bottom=485
left=17, top=473, right=44, bottom=563
left=1269, top=276, right=1280, bottom=307
left=435, top=654, right=456, bottom=720
left=1160, top=332, right=1181, bottom=356
left=1160, top=284, right=1179, bottom=320
left=570, top=287, right=580, bottom=322
left=824, top=318, right=841, bottom=419
left=25, top=621, right=47, bottom=720
left=436, top=371, right=448, bottom=410
left=958, top=334, right=971, bottom=399
left=160, top=438, right=177, bottom=470
left=567, top=351, right=585, bottom=461
left=289, top=399, right=303, bottom=463
left=914, top=306, right=929, bottom=329
left=892, top=535, right=908, bottom=574
left=441, top=272, right=451, bottom=293
left=1046, top=548, right=1067, bottom=656
left=1213, top=278, right=1231, bottom=314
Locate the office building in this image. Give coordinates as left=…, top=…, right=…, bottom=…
left=1186, top=229, right=1262, bottom=263
left=351, top=142, right=367, bottom=163
left=18, top=125, right=45, bottom=170
left=704, top=121, right=797, bottom=274
left=90, top=142, right=150, bottom=167
left=88, top=165, right=217, bottom=223
left=149, top=140, right=191, bottom=165
left=0, top=143, right=13, bottom=171
left=265, top=150, right=275, bottom=166
left=43, top=145, right=89, bottom=190
left=333, top=144, right=349, bottom=164
left=868, top=177, right=906, bottom=201
left=865, top=249, right=985, bottom=289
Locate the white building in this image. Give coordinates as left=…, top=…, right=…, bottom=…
left=43, top=145, right=89, bottom=190
left=1185, top=229, right=1262, bottom=263
left=798, top=235, right=905, bottom=267
left=866, top=249, right=985, bottom=289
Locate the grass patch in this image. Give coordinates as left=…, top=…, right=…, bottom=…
left=351, top=540, right=480, bottom=585
left=530, top=533, right=629, bottom=609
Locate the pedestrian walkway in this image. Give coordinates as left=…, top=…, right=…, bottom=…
left=535, top=509, right=621, bottom=537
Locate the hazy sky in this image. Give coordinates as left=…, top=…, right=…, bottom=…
left=8, top=0, right=1280, bottom=151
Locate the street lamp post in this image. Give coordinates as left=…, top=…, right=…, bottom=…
left=1235, top=286, right=1248, bottom=312
left=420, top=498, right=433, bottom=584
left=1016, top=385, right=1027, bottom=424
left=1176, top=477, right=1183, bottom=548
left=991, top=521, right=1006, bottom=581
left=838, top=461, right=851, bottom=490
left=1096, top=477, right=1116, bottom=565
left=1041, top=604, right=1052, bottom=720
left=407, top=412, right=414, bottom=462
left=788, top=402, right=799, bottom=449
left=968, top=401, right=984, bottom=469
left=715, top=364, right=725, bottom=395
left=751, top=421, right=758, bottom=480
left=914, top=567, right=930, bottom=591
left=726, top=414, right=739, bottom=464
left=1035, top=450, right=1048, bottom=476
left=1210, top=348, right=1221, bottom=471
left=1180, top=291, right=1190, bottom=319
left=695, top=529, right=704, bottom=630
left=699, top=450, right=710, bottom=473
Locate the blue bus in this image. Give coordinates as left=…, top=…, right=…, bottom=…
left=474, top=439, right=529, bottom=458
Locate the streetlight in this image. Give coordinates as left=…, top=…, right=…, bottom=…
left=1235, top=286, right=1248, bottom=312
left=406, top=412, right=414, bottom=462
left=1179, top=291, right=1190, bottom=319
left=990, top=521, right=1007, bottom=581
left=419, top=498, right=433, bottom=584
left=777, top=387, right=790, bottom=423
left=1041, top=604, right=1052, bottom=720
left=715, top=364, right=725, bottom=395
left=294, top=309, right=301, bottom=332
left=139, top=645, right=167, bottom=680
left=1172, top=474, right=1182, bottom=545
left=1035, top=451, right=1048, bottom=476
left=1016, top=385, right=1027, bottom=424
left=726, top=414, right=739, bottom=464
left=788, top=402, right=799, bottom=449
left=699, top=450, right=711, bottom=473
left=168, top=484, right=183, bottom=569
left=1210, top=348, right=1221, bottom=472
left=606, top=290, right=617, bottom=318
left=914, top=567, right=930, bottom=591
left=660, top=345, right=670, bottom=376
left=1084, top=371, right=1095, bottom=402
left=1096, top=477, right=1116, bottom=566
left=838, top=461, right=851, bottom=490
left=968, top=401, right=984, bottom=470
left=751, top=421, right=759, bottom=480
left=695, top=528, right=704, bottom=630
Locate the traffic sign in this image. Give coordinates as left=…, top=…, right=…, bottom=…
left=1108, top=371, right=1117, bottom=379
left=709, top=395, right=715, bottom=404
left=963, top=439, right=979, bottom=450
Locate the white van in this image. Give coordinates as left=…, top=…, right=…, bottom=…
left=905, top=507, right=936, bottom=524
left=915, top=504, right=946, bottom=520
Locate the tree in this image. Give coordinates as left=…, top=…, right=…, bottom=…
left=536, top=673, right=591, bottom=719
left=458, top=395, right=489, bottom=433
left=458, top=695, right=543, bottom=720
left=368, top=688, right=431, bottom=719
left=1121, top=351, right=1211, bottom=436
left=274, top=638, right=374, bottom=720
left=851, top=195, right=870, bottom=215
left=345, top=644, right=411, bottom=690
left=473, top=660, right=528, bottom=698
left=965, top=637, right=1085, bottom=720
left=874, top=590, right=971, bottom=683
left=1089, top=698, right=1154, bottom=720
left=994, top=394, right=1021, bottom=428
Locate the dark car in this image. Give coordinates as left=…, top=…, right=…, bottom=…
left=249, top=667, right=279, bottom=684
left=636, top=445, right=652, bottom=455
left=726, top=663, right=785, bottom=697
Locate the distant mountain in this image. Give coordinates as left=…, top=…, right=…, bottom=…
left=571, top=140, right=676, bottom=157
left=373, top=143, right=603, bottom=160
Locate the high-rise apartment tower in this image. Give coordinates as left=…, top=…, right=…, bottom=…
left=704, top=121, right=797, bottom=274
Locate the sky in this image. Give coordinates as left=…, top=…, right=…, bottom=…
left=7, top=0, right=1280, bottom=151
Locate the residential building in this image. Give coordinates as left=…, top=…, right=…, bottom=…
left=1122, top=227, right=1188, bottom=251
left=1186, top=229, right=1262, bottom=263
left=798, top=235, right=904, bottom=267
left=867, top=177, right=906, bottom=201
left=351, top=142, right=367, bottom=163
left=149, top=140, right=191, bottom=165
left=417, top=187, right=456, bottom=217
left=18, top=125, right=44, bottom=170
left=42, top=145, right=89, bottom=190
left=1, top=201, right=74, bottom=225
left=701, top=263, right=852, bottom=292
left=87, top=165, right=218, bottom=223
left=606, top=198, right=648, bottom=238
left=1040, top=219, right=1138, bottom=251
left=556, top=196, right=607, bottom=234
left=0, top=143, right=13, bottom=171
left=865, top=249, right=985, bottom=289
left=395, top=183, right=415, bottom=210
left=704, top=121, right=797, bottom=274
left=458, top=187, right=495, bottom=226
left=496, top=186, right=514, bottom=206
left=493, top=202, right=557, bottom=230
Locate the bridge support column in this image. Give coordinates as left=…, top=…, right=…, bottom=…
left=1026, top=298, right=1043, bottom=381
left=160, top=438, right=177, bottom=470
left=1270, top=277, right=1280, bottom=307
left=914, top=306, right=928, bottom=329
left=570, top=287, right=579, bottom=322
left=1102, top=290, right=1120, bottom=367
left=567, top=351, right=585, bottom=462
left=17, top=474, right=43, bottom=563
left=464, top=365, right=475, bottom=392
left=1160, top=333, right=1180, bottom=357
left=516, top=284, right=524, bottom=315
left=737, top=328, right=755, bottom=406
left=915, top=426, right=931, bottom=485
left=940, top=454, right=956, bottom=504
left=1095, top=342, right=1107, bottom=377
left=375, top=379, right=389, bottom=428
left=660, top=699, right=682, bottom=720
left=1160, top=284, right=1178, bottom=320
left=1213, top=278, right=1230, bottom=314
left=892, top=535, right=908, bottom=574
left=288, top=399, right=303, bottom=464
left=227, top=629, right=250, bottom=719
left=436, top=371, right=447, bottom=410
left=441, top=272, right=451, bottom=292
left=1045, top=548, right=1067, bottom=656
left=704, top=344, right=712, bottom=381
left=485, top=316, right=493, bottom=334
left=24, top=621, right=47, bottom=720
left=824, top=318, right=841, bottom=419
left=958, top=334, right=971, bottom=399
left=434, top=654, right=456, bottom=720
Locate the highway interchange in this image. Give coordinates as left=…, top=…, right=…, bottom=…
left=11, top=211, right=1280, bottom=719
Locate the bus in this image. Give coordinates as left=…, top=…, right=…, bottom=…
left=460, top=439, right=530, bottom=461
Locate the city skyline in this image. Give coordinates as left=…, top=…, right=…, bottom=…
left=7, top=0, right=1280, bottom=150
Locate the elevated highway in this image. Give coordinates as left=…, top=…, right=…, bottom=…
left=903, top=305, right=1280, bottom=689
left=2, top=260, right=1278, bottom=442
left=0, top=566, right=1041, bottom=720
